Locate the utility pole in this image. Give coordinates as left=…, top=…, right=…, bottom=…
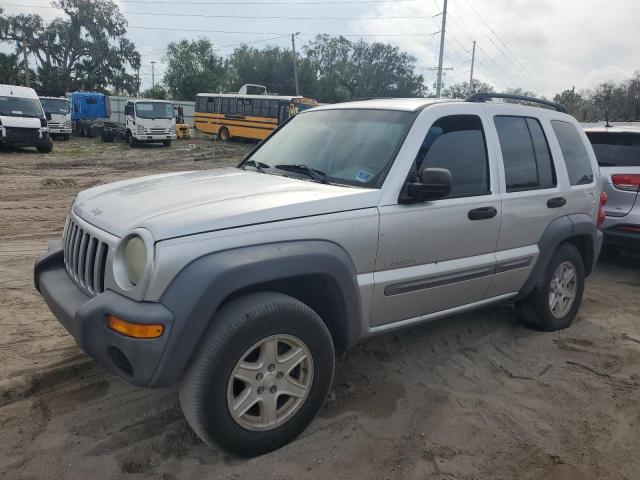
left=469, top=41, right=476, bottom=95
left=22, top=38, right=30, bottom=88
left=137, top=67, right=141, bottom=97
left=151, top=61, right=156, bottom=89
left=436, top=0, right=448, bottom=97
left=291, top=32, right=300, bottom=96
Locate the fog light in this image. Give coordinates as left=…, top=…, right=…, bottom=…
left=107, top=315, right=164, bottom=338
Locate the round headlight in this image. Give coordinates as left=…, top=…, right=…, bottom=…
left=124, top=235, right=147, bottom=285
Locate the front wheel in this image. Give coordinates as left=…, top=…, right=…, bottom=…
left=63, top=134, right=70, bottom=141
left=36, top=138, right=53, bottom=154
left=179, top=292, right=335, bottom=456
left=162, top=140, right=171, bottom=147
left=127, top=133, right=138, bottom=148
left=516, top=242, right=585, bottom=331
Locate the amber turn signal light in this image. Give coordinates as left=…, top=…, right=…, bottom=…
left=107, top=315, right=164, bottom=339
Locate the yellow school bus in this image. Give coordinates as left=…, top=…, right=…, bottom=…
left=194, top=92, right=318, bottom=141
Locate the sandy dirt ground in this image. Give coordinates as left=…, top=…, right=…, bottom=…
left=1, top=137, right=639, bottom=480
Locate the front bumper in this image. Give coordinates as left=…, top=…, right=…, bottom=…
left=49, top=128, right=72, bottom=134
left=34, top=242, right=175, bottom=387
left=133, top=133, right=177, bottom=142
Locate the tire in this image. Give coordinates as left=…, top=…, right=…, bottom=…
left=36, top=138, right=53, bottom=154
left=101, top=129, right=109, bottom=142
left=179, top=292, right=335, bottom=456
left=127, top=133, right=138, bottom=148
left=516, top=242, right=585, bottom=331
left=162, top=140, right=171, bottom=147
left=63, top=134, right=70, bottom=141
left=218, top=126, right=230, bottom=142
left=85, top=125, right=92, bottom=138
left=79, top=125, right=86, bottom=137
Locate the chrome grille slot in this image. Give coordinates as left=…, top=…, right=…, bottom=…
left=62, top=216, right=110, bottom=296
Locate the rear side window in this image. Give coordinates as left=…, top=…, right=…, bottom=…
left=414, top=115, right=490, bottom=198
left=494, top=116, right=556, bottom=192
left=586, top=132, right=640, bottom=167
left=551, top=120, right=594, bottom=185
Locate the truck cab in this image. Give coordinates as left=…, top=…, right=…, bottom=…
left=125, top=99, right=177, bottom=146
left=0, top=84, right=53, bottom=153
left=70, top=91, right=109, bottom=137
left=39, top=96, right=72, bottom=140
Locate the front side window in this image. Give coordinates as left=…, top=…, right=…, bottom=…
left=413, top=115, right=490, bottom=198
left=495, top=116, right=556, bottom=192
left=551, top=120, right=594, bottom=185
left=0, top=96, right=43, bottom=118
left=135, top=102, right=174, bottom=119
left=586, top=132, right=640, bottom=167
left=243, top=109, right=416, bottom=188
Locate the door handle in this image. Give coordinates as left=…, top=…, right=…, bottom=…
left=468, top=206, right=498, bottom=220
left=547, top=197, right=567, bottom=209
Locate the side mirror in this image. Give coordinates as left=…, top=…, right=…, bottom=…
left=45, top=111, right=52, bottom=121
left=403, top=167, right=452, bottom=203
left=125, top=105, right=133, bottom=116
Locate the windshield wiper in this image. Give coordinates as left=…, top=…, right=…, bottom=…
left=242, top=159, right=270, bottom=173
left=274, top=164, right=328, bottom=183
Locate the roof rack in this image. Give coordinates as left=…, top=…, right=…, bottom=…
left=465, top=92, right=566, bottom=113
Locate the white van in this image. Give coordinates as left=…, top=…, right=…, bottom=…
left=0, top=84, right=53, bottom=153
left=39, top=96, right=72, bottom=140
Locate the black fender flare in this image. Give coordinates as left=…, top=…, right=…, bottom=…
left=517, top=214, right=601, bottom=300
left=150, top=240, right=362, bottom=387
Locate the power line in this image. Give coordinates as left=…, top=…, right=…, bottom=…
left=118, top=0, right=422, bottom=4
left=128, top=25, right=442, bottom=38
left=0, top=3, right=440, bottom=20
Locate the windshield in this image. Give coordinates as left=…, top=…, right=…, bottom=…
left=587, top=132, right=640, bottom=167
left=135, top=102, right=174, bottom=119
left=40, top=98, right=70, bottom=115
left=0, top=96, right=43, bottom=118
left=243, top=109, right=416, bottom=188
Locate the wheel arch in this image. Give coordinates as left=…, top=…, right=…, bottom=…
left=151, top=240, right=362, bottom=387
left=517, top=214, right=602, bottom=300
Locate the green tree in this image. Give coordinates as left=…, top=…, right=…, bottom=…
left=163, top=38, right=226, bottom=101
left=0, top=52, right=27, bottom=85
left=305, top=35, right=426, bottom=102
left=225, top=45, right=317, bottom=97
left=0, top=0, right=140, bottom=95
left=141, top=84, right=169, bottom=99
left=443, top=79, right=495, bottom=99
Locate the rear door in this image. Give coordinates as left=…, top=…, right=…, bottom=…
left=586, top=130, right=640, bottom=217
left=484, top=109, right=564, bottom=297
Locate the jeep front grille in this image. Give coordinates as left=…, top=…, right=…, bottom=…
left=62, top=217, right=109, bottom=295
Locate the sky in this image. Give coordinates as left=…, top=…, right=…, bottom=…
left=2, top=0, right=640, bottom=97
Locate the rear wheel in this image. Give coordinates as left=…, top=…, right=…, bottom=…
left=516, top=242, right=585, bottom=331
left=218, top=126, right=230, bottom=142
left=179, top=292, right=335, bottom=456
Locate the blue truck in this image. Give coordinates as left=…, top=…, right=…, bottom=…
left=70, top=92, right=110, bottom=137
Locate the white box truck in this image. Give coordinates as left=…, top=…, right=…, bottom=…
left=0, top=84, right=53, bottom=153
left=39, top=96, right=72, bottom=140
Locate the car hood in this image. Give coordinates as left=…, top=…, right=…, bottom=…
left=73, top=168, right=380, bottom=240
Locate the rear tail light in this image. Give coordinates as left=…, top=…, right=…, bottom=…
left=611, top=174, right=640, bottom=192
left=597, top=191, right=608, bottom=227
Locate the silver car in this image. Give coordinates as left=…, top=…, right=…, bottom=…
left=35, top=94, right=603, bottom=455
left=585, top=126, right=640, bottom=254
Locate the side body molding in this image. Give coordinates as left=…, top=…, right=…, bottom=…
left=517, top=214, right=602, bottom=300
left=151, top=240, right=362, bottom=386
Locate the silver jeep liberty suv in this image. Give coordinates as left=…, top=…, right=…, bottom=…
left=35, top=93, right=604, bottom=455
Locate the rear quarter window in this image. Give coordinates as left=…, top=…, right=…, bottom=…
left=551, top=120, right=594, bottom=185
left=586, top=132, right=640, bottom=167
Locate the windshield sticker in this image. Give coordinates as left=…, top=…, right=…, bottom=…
left=355, top=169, right=374, bottom=183
left=11, top=111, right=23, bottom=115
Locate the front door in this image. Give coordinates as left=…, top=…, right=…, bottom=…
left=371, top=111, right=501, bottom=327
